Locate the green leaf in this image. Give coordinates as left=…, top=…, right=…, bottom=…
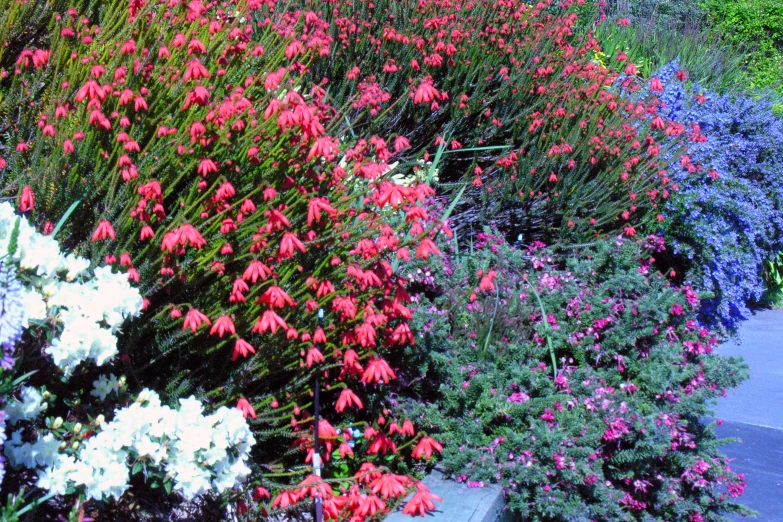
left=131, top=461, right=143, bottom=475
left=51, top=200, right=81, bottom=239
left=427, top=139, right=447, bottom=185
left=10, top=370, right=37, bottom=387
left=6, top=217, right=20, bottom=258
left=432, top=184, right=466, bottom=241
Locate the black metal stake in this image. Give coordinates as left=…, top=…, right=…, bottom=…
left=313, top=308, right=325, bottom=522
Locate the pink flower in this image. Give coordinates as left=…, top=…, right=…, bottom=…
left=236, top=397, right=256, bottom=419
left=91, top=220, right=116, bottom=242
left=209, top=315, right=236, bottom=338
left=19, top=186, right=35, bottom=212
left=182, top=309, right=211, bottom=332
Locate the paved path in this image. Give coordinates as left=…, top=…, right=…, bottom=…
left=713, top=309, right=783, bottom=519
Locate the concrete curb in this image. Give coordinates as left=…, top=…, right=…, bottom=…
left=386, top=468, right=511, bottom=522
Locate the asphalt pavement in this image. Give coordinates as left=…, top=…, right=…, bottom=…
left=713, top=309, right=783, bottom=520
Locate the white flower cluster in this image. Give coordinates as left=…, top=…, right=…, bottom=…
left=5, top=389, right=255, bottom=501
left=0, top=203, right=143, bottom=375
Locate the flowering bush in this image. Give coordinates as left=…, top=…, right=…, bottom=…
left=395, top=231, right=752, bottom=520
left=6, top=388, right=254, bottom=501
left=592, top=8, right=751, bottom=94
left=636, top=60, right=783, bottom=334
left=287, top=0, right=683, bottom=244
left=0, top=0, right=445, bottom=518
left=0, top=199, right=258, bottom=519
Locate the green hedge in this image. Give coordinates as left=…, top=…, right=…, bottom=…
left=702, top=0, right=783, bottom=92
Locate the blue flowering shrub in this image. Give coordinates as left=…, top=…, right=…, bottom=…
left=640, top=60, right=783, bottom=334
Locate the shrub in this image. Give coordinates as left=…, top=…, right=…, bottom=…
left=636, top=60, right=783, bottom=334
left=601, top=0, right=709, bottom=33
left=283, top=0, right=681, bottom=246
left=395, top=231, right=751, bottom=520
left=0, top=202, right=233, bottom=519
left=702, top=0, right=783, bottom=93
left=0, top=0, right=446, bottom=518
left=598, top=0, right=783, bottom=94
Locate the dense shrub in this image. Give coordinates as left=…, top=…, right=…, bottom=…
left=0, top=0, right=447, bottom=518
left=601, top=0, right=709, bottom=33
left=636, top=60, right=783, bottom=334
left=702, top=0, right=783, bottom=93
left=395, top=231, right=751, bottom=520
left=283, top=0, right=681, bottom=245
left=599, top=0, right=782, bottom=95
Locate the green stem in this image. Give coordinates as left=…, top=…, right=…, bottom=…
left=531, top=286, right=558, bottom=381
left=15, top=490, right=60, bottom=517
left=482, top=283, right=500, bottom=356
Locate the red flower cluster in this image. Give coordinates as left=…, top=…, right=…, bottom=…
left=294, top=0, right=690, bottom=240
left=2, top=0, right=443, bottom=518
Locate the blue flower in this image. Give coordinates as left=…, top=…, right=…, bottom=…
left=0, top=261, right=25, bottom=368
left=625, top=60, right=783, bottom=334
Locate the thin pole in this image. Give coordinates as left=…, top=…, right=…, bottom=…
left=313, top=308, right=325, bottom=522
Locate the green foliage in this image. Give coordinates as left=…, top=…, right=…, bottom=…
left=702, top=0, right=783, bottom=93
left=604, top=0, right=709, bottom=32
left=396, top=231, right=753, bottom=520
left=0, top=489, right=26, bottom=522
left=764, top=252, right=783, bottom=307
left=593, top=18, right=752, bottom=92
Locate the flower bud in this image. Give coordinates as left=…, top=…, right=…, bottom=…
left=71, top=441, right=79, bottom=450
left=52, top=417, right=63, bottom=429
left=94, top=414, right=105, bottom=427
left=73, top=423, right=83, bottom=434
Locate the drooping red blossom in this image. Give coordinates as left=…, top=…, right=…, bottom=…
left=402, top=482, right=443, bottom=516
left=361, top=358, right=396, bottom=384
left=182, top=308, right=211, bottom=333
left=91, top=220, right=116, bottom=242
left=236, top=397, right=256, bottom=420
left=19, top=185, right=35, bottom=211
left=210, top=315, right=236, bottom=338
left=412, top=437, right=443, bottom=460
left=336, top=388, right=364, bottom=412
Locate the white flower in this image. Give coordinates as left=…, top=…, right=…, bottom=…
left=19, top=289, right=46, bottom=327
left=36, top=454, right=77, bottom=495
left=62, top=253, right=90, bottom=281
left=0, top=203, right=143, bottom=376
left=91, top=374, right=120, bottom=400
left=31, top=434, right=61, bottom=468
left=6, top=386, right=44, bottom=424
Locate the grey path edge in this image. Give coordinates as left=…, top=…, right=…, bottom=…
left=710, top=419, right=783, bottom=521
left=711, top=309, right=783, bottom=520
left=386, top=468, right=511, bottom=522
